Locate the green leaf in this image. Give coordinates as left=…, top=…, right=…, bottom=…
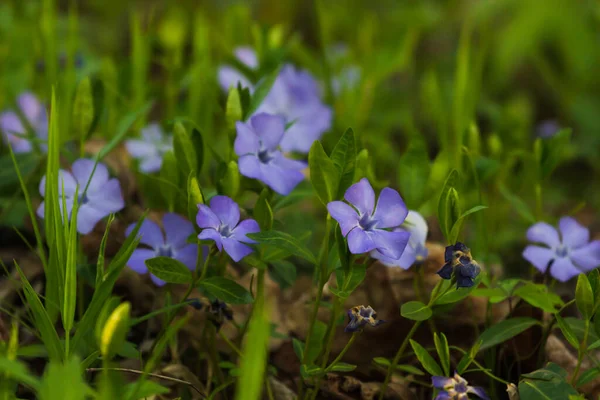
left=199, top=277, right=254, bottom=305
left=173, top=122, right=197, bottom=178
left=248, top=230, right=316, bottom=264
left=537, top=129, right=572, bottom=179
left=161, top=151, right=179, bottom=208
left=437, top=169, right=459, bottom=241
left=449, top=205, right=487, bottom=244
left=514, top=282, right=563, bottom=313
left=145, top=257, right=194, bottom=284
left=187, top=173, right=205, bottom=226
left=563, top=317, right=599, bottom=343
left=254, top=189, right=274, bottom=231
left=269, top=260, right=296, bottom=289
left=39, top=356, right=91, bottom=400
left=556, top=315, right=580, bottom=349
left=434, top=275, right=481, bottom=305
left=219, top=160, right=241, bottom=199
left=308, top=140, right=339, bottom=206
left=226, top=87, right=243, bottom=129
left=191, top=128, right=205, bottom=175
left=244, top=65, right=282, bottom=120
left=72, top=77, right=94, bottom=142
left=329, top=362, right=356, bottom=372
left=124, top=381, right=170, bottom=399
left=305, top=321, right=327, bottom=365
left=292, top=338, right=304, bottom=361
left=477, top=317, right=540, bottom=351
left=575, top=273, right=594, bottom=320
left=518, top=363, right=578, bottom=400
left=577, top=367, right=600, bottom=387
left=0, top=356, right=40, bottom=390
left=397, top=135, right=430, bottom=208
left=401, top=301, right=432, bottom=321
left=499, top=184, right=536, bottom=224
left=335, top=263, right=366, bottom=295
left=330, top=128, right=357, bottom=199
left=96, top=101, right=152, bottom=160
left=409, top=340, right=443, bottom=376
left=434, top=333, right=450, bottom=376
left=372, top=358, right=425, bottom=375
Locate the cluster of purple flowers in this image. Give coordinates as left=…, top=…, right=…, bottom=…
left=0, top=92, right=48, bottom=153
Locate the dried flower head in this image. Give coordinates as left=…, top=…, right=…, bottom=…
left=437, top=242, right=480, bottom=288
left=345, top=305, right=385, bottom=333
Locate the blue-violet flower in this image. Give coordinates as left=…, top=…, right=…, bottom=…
left=196, top=195, right=260, bottom=262
left=126, top=213, right=201, bottom=286
left=235, top=113, right=306, bottom=195
left=432, top=373, right=489, bottom=400
left=523, top=217, right=600, bottom=282
left=327, top=178, right=409, bottom=259
left=0, top=92, right=48, bottom=153
left=125, top=123, right=173, bottom=173
left=37, top=159, right=124, bottom=234
left=218, top=46, right=258, bottom=92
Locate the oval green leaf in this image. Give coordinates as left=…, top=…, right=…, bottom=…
left=198, top=276, right=253, bottom=305
left=401, top=301, right=432, bottom=321
left=145, top=256, right=194, bottom=284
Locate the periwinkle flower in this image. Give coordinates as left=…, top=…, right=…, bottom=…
left=371, top=210, right=429, bottom=269
left=196, top=195, right=260, bottom=262
left=125, top=123, right=173, bottom=173
left=345, top=305, right=385, bottom=333
left=437, top=243, right=480, bottom=288
left=523, top=217, right=600, bottom=282
left=331, top=66, right=361, bottom=96
left=218, top=46, right=258, bottom=92
left=257, top=65, right=332, bottom=153
left=327, top=178, right=410, bottom=259
left=536, top=120, right=560, bottom=139
left=0, top=92, right=48, bottom=153
left=37, top=159, right=124, bottom=234
left=126, top=213, right=200, bottom=286
left=234, top=113, right=306, bottom=195
left=432, top=372, right=489, bottom=400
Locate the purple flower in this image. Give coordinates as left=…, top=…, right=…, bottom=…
left=256, top=65, right=332, bottom=153
left=37, top=159, right=124, bottom=235
left=536, top=120, right=561, bottom=139
left=331, top=66, right=361, bottom=96
left=345, top=305, right=385, bottom=333
left=437, top=243, right=480, bottom=288
left=432, top=373, right=489, bottom=400
left=0, top=92, right=48, bottom=153
left=196, top=195, right=260, bottom=262
left=125, top=123, right=173, bottom=173
left=327, top=178, right=409, bottom=259
left=523, top=217, right=600, bottom=282
left=234, top=113, right=306, bottom=195
left=218, top=47, right=258, bottom=92
left=125, top=213, right=200, bottom=286
left=371, top=210, right=429, bottom=269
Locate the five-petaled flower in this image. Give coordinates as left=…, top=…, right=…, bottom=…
left=327, top=178, right=410, bottom=259
left=125, top=213, right=201, bottom=286
left=196, top=195, right=260, bottom=262
left=523, top=217, right=600, bottom=282
left=218, top=46, right=258, bottom=93
left=37, top=159, right=124, bottom=234
left=235, top=113, right=306, bottom=195
left=371, top=210, right=429, bottom=269
left=432, top=372, right=489, bottom=400
left=345, top=305, right=385, bottom=333
left=437, top=243, right=480, bottom=288
left=0, top=92, right=48, bottom=153
left=125, top=123, right=173, bottom=173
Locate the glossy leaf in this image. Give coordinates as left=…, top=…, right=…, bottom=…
left=401, top=301, right=432, bottom=321
left=145, top=257, right=194, bottom=284
left=330, top=128, right=357, bottom=199
left=575, top=273, right=594, bottom=320
left=477, top=317, right=540, bottom=350
left=309, top=140, right=339, bottom=206
left=199, top=277, right=254, bottom=305
left=248, top=230, right=316, bottom=264
left=409, top=339, right=443, bottom=376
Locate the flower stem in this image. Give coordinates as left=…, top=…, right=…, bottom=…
left=324, top=332, right=360, bottom=373
left=571, top=319, right=590, bottom=386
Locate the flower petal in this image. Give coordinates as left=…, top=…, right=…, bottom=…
left=88, top=178, right=124, bottom=213
left=141, top=123, right=163, bottom=142
left=437, top=263, right=453, bottom=279
left=559, top=217, right=590, bottom=249
left=279, top=106, right=332, bottom=153
left=234, top=121, right=260, bottom=156
left=231, top=219, right=260, bottom=244
left=209, top=195, right=240, bottom=228
left=467, top=386, right=490, bottom=400
left=76, top=205, right=108, bottom=234
left=238, top=155, right=262, bottom=180
left=431, top=376, right=454, bottom=389
left=259, top=162, right=304, bottom=195
left=163, top=213, right=195, bottom=248
left=221, top=237, right=254, bottom=262
left=526, top=222, right=560, bottom=247
left=150, top=274, right=167, bottom=286
left=198, top=229, right=223, bottom=251
left=71, top=159, right=109, bottom=192
left=235, top=47, right=258, bottom=68
left=549, top=257, right=582, bottom=282
left=405, top=211, right=428, bottom=247
left=17, top=92, right=44, bottom=124
left=347, top=228, right=376, bottom=254
left=327, top=201, right=359, bottom=236
left=371, top=229, right=410, bottom=260
left=372, top=187, right=408, bottom=228
left=250, top=113, right=285, bottom=150
left=197, top=204, right=221, bottom=230
left=218, top=66, right=253, bottom=92
left=139, top=156, right=163, bottom=173
left=125, top=139, right=156, bottom=159
left=373, top=243, right=416, bottom=270
left=125, top=220, right=164, bottom=248
left=174, top=244, right=198, bottom=271
left=570, top=241, right=600, bottom=271
left=433, top=392, right=453, bottom=400
left=523, top=245, right=554, bottom=273
left=0, top=111, right=25, bottom=135
left=126, top=248, right=155, bottom=274
left=344, top=178, right=375, bottom=216
left=39, top=170, right=77, bottom=198
left=271, top=152, right=307, bottom=171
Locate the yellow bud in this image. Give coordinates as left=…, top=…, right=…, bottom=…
left=100, top=302, right=131, bottom=359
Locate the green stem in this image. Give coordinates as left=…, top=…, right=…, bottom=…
left=324, top=332, right=360, bottom=373
left=416, top=266, right=437, bottom=335
left=572, top=319, right=590, bottom=385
